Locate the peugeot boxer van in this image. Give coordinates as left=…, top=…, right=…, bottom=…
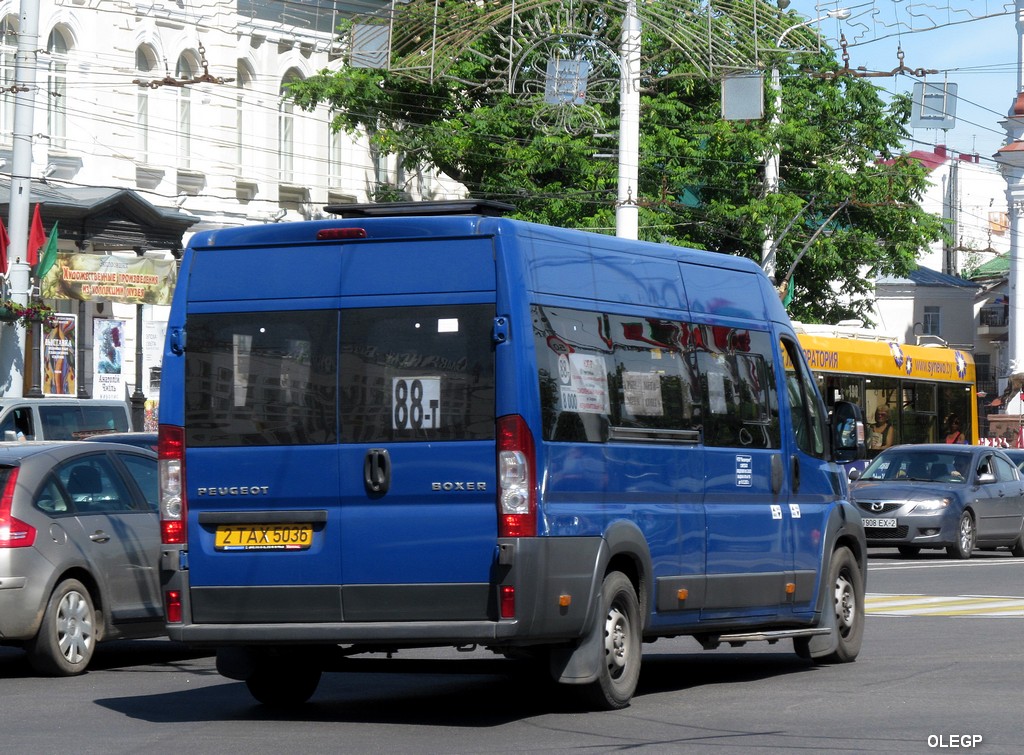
left=157, top=201, right=865, bottom=710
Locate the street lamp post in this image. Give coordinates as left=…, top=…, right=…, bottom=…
left=762, top=8, right=850, bottom=281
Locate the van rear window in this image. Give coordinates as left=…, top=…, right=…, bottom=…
left=184, top=305, right=495, bottom=447
left=185, top=311, right=338, bottom=447
left=339, top=304, right=495, bottom=442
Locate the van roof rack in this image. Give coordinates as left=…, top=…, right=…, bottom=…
left=324, top=199, right=516, bottom=218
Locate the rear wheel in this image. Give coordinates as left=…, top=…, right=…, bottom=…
left=580, top=571, right=641, bottom=710
left=28, top=579, right=97, bottom=676
left=1010, top=531, right=1024, bottom=558
left=946, top=511, right=975, bottom=559
left=246, top=664, right=322, bottom=708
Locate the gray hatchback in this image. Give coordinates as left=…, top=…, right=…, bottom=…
left=851, top=444, right=1024, bottom=559
left=0, top=441, right=162, bottom=675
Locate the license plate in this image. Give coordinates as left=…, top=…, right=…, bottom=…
left=215, top=524, right=313, bottom=551
left=862, top=518, right=897, bottom=529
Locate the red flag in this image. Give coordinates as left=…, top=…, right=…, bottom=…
left=0, top=217, right=8, bottom=274
left=27, top=204, right=45, bottom=267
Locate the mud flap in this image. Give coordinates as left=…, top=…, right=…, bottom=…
left=548, top=593, right=603, bottom=684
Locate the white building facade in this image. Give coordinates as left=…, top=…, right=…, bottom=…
left=0, top=0, right=463, bottom=417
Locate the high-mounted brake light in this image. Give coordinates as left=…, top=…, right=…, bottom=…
left=316, top=227, right=368, bottom=240
left=497, top=415, right=536, bottom=537
left=158, top=424, right=187, bottom=545
left=0, top=468, right=35, bottom=548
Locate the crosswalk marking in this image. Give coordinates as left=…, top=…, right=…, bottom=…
left=866, top=593, right=1024, bottom=617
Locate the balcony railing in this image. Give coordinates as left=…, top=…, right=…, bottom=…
left=980, top=308, right=1008, bottom=327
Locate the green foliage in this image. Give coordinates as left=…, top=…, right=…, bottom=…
left=286, top=4, right=944, bottom=323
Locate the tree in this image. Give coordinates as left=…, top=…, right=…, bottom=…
left=286, top=2, right=944, bottom=323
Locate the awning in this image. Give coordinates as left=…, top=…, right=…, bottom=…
left=0, top=179, right=199, bottom=254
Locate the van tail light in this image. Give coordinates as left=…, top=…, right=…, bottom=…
left=497, top=415, right=536, bottom=537
left=0, top=468, right=35, bottom=548
left=158, top=424, right=187, bottom=545
left=165, top=590, right=183, bottom=623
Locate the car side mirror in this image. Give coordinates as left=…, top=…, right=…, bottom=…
left=977, top=472, right=996, bottom=484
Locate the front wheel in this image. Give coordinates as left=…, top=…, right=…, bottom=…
left=1010, top=531, right=1024, bottom=558
left=580, top=571, right=642, bottom=710
left=28, top=578, right=97, bottom=676
left=816, top=546, right=864, bottom=664
left=946, top=511, right=975, bottom=559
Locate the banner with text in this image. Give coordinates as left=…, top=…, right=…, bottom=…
left=42, top=313, right=77, bottom=397
left=93, top=319, right=126, bottom=400
left=41, top=252, right=177, bottom=305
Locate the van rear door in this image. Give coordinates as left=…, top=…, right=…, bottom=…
left=181, top=233, right=498, bottom=624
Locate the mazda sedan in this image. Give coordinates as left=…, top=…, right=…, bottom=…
left=0, top=442, right=162, bottom=675
left=851, top=444, right=1024, bottom=559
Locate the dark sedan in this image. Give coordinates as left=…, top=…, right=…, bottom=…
left=851, top=444, right=1024, bottom=559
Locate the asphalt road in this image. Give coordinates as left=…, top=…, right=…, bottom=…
left=2, top=548, right=1021, bottom=754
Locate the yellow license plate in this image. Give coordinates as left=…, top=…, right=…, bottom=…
left=215, top=524, right=313, bottom=551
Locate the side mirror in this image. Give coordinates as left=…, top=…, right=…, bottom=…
left=978, top=472, right=996, bottom=484
left=831, top=400, right=866, bottom=464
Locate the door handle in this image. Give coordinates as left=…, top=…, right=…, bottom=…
left=364, top=448, right=391, bottom=495
left=89, top=531, right=110, bottom=543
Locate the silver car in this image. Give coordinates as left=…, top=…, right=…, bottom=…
left=851, top=444, right=1024, bottom=559
left=0, top=441, right=162, bottom=675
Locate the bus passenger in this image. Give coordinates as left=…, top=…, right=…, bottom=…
left=868, top=406, right=895, bottom=452
left=944, top=414, right=967, bottom=444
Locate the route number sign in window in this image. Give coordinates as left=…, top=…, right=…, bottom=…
left=392, top=377, right=441, bottom=430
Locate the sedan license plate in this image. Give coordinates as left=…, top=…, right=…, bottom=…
left=215, top=524, right=313, bottom=551
left=862, top=517, right=897, bottom=529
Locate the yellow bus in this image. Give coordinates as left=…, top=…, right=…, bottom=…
left=795, top=325, right=977, bottom=456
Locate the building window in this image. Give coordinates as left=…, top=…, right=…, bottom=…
left=236, top=61, right=255, bottom=178
left=922, top=306, right=941, bottom=336
left=175, top=53, right=195, bottom=170
left=46, top=27, right=70, bottom=151
left=1, top=16, right=18, bottom=144
left=279, top=71, right=301, bottom=184
left=136, top=46, right=157, bottom=164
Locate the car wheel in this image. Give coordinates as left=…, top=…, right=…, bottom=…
left=946, top=511, right=976, bottom=559
left=245, top=664, right=322, bottom=708
left=28, top=578, right=97, bottom=676
left=580, top=571, right=642, bottom=710
left=1011, top=531, right=1024, bottom=558
left=897, top=545, right=920, bottom=557
left=816, top=546, right=864, bottom=664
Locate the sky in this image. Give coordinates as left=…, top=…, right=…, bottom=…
left=784, top=1, right=1021, bottom=163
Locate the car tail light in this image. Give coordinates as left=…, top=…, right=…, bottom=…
left=0, top=468, right=35, bottom=548
left=158, top=424, right=187, bottom=545
left=497, top=415, right=536, bottom=537
left=165, top=590, right=182, bottom=623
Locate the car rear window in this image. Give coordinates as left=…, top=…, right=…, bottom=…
left=38, top=405, right=130, bottom=440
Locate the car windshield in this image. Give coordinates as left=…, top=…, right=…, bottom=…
left=860, top=450, right=971, bottom=483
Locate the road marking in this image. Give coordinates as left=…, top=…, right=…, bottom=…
left=866, top=593, right=1024, bottom=617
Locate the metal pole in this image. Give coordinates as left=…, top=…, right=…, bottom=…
left=616, top=0, right=640, bottom=240
left=1, top=0, right=40, bottom=398
left=131, top=303, right=146, bottom=430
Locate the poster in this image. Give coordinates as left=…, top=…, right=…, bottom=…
left=42, top=313, right=77, bottom=396
left=93, top=319, right=126, bottom=400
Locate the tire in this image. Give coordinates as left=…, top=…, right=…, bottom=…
left=28, top=579, right=97, bottom=676
left=946, top=511, right=975, bottom=559
left=1011, top=531, right=1024, bottom=558
left=245, top=664, right=322, bottom=708
left=897, top=545, right=920, bottom=558
left=580, top=571, right=642, bottom=710
left=815, top=546, right=864, bottom=664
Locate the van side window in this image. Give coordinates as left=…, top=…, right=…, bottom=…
left=782, top=337, right=826, bottom=457
left=534, top=305, right=780, bottom=448
left=339, top=304, right=495, bottom=442
left=185, top=311, right=339, bottom=447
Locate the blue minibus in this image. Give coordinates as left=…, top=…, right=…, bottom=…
left=158, top=201, right=865, bottom=709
